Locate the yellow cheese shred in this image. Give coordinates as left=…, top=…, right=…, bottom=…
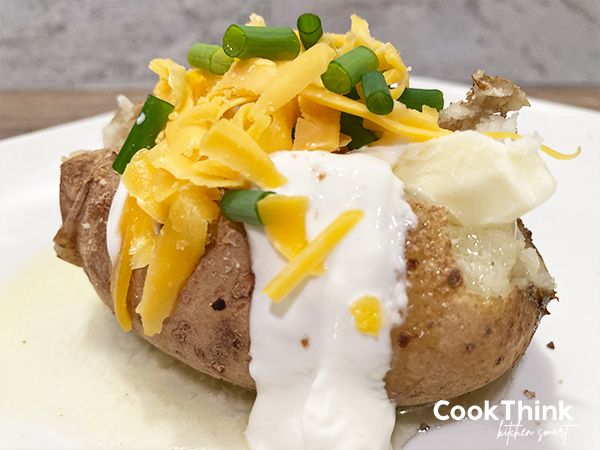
left=209, top=58, right=282, bottom=99
left=150, top=168, right=184, bottom=203
left=129, top=206, right=158, bottom=270
left=349, top=295, right=383, bottom=336
left=136, top=186, right=213, bottom=336
left=249, top=42, right=336, bottom=120
left=256, top=99, right=298, bottom=152
left=110, top=195, right=155, bottom=331
left=150, top=58, right=201, bottom=112
left=199, top=119, right=287, bottom=188
left=484, top=132, right=582, bottom=160
left=301, top=85, right=450, bottom=142
left=246, top=13, right=266, bottom=27
left=122, top=150, right=171, bottom=223
left=263, top=209, right=364, bottom=303
left=293, top=96, right=340, bottom=151
left=149, top=146, right=246, bottom=188
left=192, top=159, right=245, bottom=179
left=257, top=194, right=311, bottom=260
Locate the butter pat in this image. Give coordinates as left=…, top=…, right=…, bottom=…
left=389, top=131, right=556, bottom=226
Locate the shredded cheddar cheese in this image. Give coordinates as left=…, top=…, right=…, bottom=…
left=128, top=205, right=158, bottom=270
left=263, top=209, right=364, bottom=303
left=135, top=186, right=213, bottom=335
left=257, top=194, right=324, bottom=275
left=300, top=86, right=450, bottom=142
left=122, top=150, right=172, bottom=223
left=246, top=13, right=266, bottom=27
left=110, top=195, right=157, bottom=331
left=249, top=43, right=336, bottom=120
left=199, top=119, right=287, bottom=189
left=255, top=99, right=298, bottom=152
left=257, top=194, right=311, bottom=260
left=292, top=96, right=340, bottom=151
left=147, top=141, right=246, bottom=189
left=483, top=132, right=582, bottom=160
left=349, top=295, right=383, bottom=336
left=150, top=58, right=211, bottom=112
left=210, top=58, right=282, bottom=99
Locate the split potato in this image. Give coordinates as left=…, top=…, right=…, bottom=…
left=54, top=147, right=554, bottom=406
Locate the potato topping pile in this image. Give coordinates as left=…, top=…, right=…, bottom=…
left=110, top=13, right=576, bottom=337
left=111, top=14, right=451, bottom=336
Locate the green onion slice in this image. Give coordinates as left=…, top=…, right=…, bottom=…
left=112, top=94, right=174, bottom=174
left=222, top=25, right=300, bottom=60
left=397, top=88, right=444, bottom=112
left=361, top=71, right=394, bottom=115
left=340, top=112, right=378, bottom=150
left=221, top=189, right=274, bottom=226
left=187, top=43, right=234, bottom=75
left=321, top=46, right=379, bottom=94
left=297, top=13, right=323, bottom=49
left=345, top=86, right=361, bottom=100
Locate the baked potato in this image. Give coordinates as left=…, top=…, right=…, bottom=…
left=51, top=23, right=563, bottom=446
left=54, top=145, right=554, bottom=406
left=49, top=12, right=573, bottom=450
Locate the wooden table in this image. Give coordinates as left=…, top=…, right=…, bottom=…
left=0, top=87, right=598, bottom=140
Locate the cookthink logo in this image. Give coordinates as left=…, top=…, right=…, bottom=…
left=433, top=399, right=579, bottom=446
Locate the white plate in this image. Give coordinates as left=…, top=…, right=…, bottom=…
left=1, top=77, right=599, bottom=450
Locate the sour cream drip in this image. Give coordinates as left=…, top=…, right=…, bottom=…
left=245, top=151, right=415, bottom=450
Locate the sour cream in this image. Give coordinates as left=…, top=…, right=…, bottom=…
left=106, top=180, right=128, bottom=265
left=245, top=151, right=415, bottom=450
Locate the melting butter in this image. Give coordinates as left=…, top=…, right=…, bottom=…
left=367, top=131, right=556, bottom=227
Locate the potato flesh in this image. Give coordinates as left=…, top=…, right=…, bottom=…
left=449, top=223, right=555, bottom=297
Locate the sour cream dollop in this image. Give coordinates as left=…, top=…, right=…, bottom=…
left=245, top=151, right=415, bottom=450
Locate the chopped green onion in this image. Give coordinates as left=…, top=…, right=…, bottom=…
left=340, top=113, right=377, bottom=150
left=397, top=88, right=444, bottom=112
left=361, top=71, right=394, bottom=115
left=297, top=13, right=323, bottom=49
left=112, top=94, right=174, bottom=174
left=222, top=25, right=300, bottom=60
left=187, top=43, right=234, bottom=75
left=221, top=189, right=274, bottom=226
left=345, top=86, right=361, bottom=100
left=321, top=46, right=379, bottom=94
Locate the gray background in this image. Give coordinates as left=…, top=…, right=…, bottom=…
left=1, top=0, right=599, bottom=89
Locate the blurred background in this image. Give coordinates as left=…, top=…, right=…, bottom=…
left=1, top=0, right=599, bottom=137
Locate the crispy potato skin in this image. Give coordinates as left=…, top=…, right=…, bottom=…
left=55, top=148, right=255, bottom=389
left=438, top=69, right=530, bottom=131
left=54, top=149, right=551, bottom=406
left=386, top=203, right=549, bottom=405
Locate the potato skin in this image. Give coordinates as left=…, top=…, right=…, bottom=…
left=54, top=149, right=552, bottom=406
left=55, top=148, right=255, bottom=389
left=386, top=203, right=550, bottom=405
